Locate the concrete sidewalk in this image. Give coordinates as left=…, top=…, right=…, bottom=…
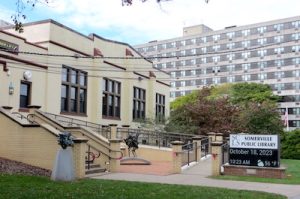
left=91, top=157, right=300, bottom=199
left=92, top=172, right=300, bottom=198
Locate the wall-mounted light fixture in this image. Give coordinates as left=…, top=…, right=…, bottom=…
left=23, top=71, right=32, bottom=80
left=9, top=82, right=14, bottom=95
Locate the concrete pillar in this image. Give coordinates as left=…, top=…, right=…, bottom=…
left=109, top=124, right=118, bottom=140
left=216, top=133, right=223, bottom=142
left=109, top=139, right=122, bottom=172
left=171, top=141, right=184, bottom=174
left=73, top=138, right=88, bottom=179
left=207, top=132, right=216, bottom=142
left=192, top=136, right=202, bottom=161
left=211, top=141, right=223, bottom=176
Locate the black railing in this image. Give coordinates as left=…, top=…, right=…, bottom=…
left=85, top=145, right=101, bottom=170
left=201, top=137, right=210, bottom=158
left=117, top=127, right=194, bottom=148
left=11, top=112, right=27, bottom=120
left=11, top=112, right=36, bottom=124
left=38, top=111, right=111, bottom=139
left=182, top=142, right=197, bottom=166
left=221, top=143, right=229, bottom=165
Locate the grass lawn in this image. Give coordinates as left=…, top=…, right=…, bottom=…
left=214, top=159, right=300, bottom=184
left=0, top=174, right=286, bottom=199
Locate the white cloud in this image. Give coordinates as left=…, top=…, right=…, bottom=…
left=0, top=5, right=14, bottom=23
left=35, top=0, right=300, bottom=45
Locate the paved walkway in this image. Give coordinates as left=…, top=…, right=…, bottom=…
left=92, top=157, right=300, bottom=199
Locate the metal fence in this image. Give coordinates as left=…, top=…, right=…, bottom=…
left=117, top=127, right=194, bottom=148
left=38, top=111, right=111, bottom=139
left=181, top=142, right=197, bottom=166
left=221, top=143, right=229, bottom=165
left=200, top=137, right=210, bottom=158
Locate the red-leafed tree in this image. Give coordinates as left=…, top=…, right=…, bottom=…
left=185, top=88, right=240, bottom=136
left=166, top=83, right=283, bottom=135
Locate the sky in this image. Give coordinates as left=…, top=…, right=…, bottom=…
left=0, top=0, right=300, bottom=45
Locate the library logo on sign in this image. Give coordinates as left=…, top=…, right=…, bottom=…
left=231, top=135, right=241, bottom=147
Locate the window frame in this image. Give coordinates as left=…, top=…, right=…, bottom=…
left=133, top=87, right=146, bottom=120
left=19, top=80, right=31, bottom=110
left=61, top=65, right=88, bottom=116
left=102, top=78, right=121, bottom=119
left=156, top=93, right=166, bottom=122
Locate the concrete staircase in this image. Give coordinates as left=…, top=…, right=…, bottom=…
left=85, top=163, right=106, bottom=175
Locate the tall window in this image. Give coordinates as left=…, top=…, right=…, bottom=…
left=213, top=34, right=220, bottom=41
left=102, top=78, right=121, bottom=118
left=274, top=24, right=284, bottom=31
left=20, top=81, right=31, bottom=108
left=257, top=26, right=267, bottom=34
left=133, top=87, right=146, bottom=120
left=257, top=38, right=267, bottom=46
left=242, top=40, right=250, bottom=48
left=156, top=94, right=165, bottom=122
left=226, top=32, right=235, bottom=39
left=242, top=29, right=250, bottom=37
left=61, top=66, right=87, bottom=115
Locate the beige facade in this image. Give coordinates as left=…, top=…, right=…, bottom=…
left=135, top=16, right=300, bottom=130
left=0, top=19, right=170, bottom=127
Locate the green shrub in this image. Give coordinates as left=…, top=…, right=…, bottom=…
left=281, top=130, right=300, bottom=160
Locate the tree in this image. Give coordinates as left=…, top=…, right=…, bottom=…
left=165, top=105, right=199, bottom=134
left=166, top=87, right=240, bottom=135
left=170, top=90, right=199, bottom=110
left=12, top=0, right=49, bottom=32
left=230, top=82, right=279, bottom=105
left=166, top=83, right=283, bottom=136
left=236, top=102, right=283, bottom=134
left=208, top=83, right=233, bottom=100
left=281, top=130, right=300, bottom=159
left=185, top=87, right=239, bottom=136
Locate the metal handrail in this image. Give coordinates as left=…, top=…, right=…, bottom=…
left=117, top=127, right=195, bottom=148
left=37, top=111, right=111, bottom=139
left=182, top=142, right=197, bottom=166
left=221, top=143, right=229, bottom=165
left=86, top=145, right=101, bottom=170
left=201, top=137, right=210, bottom=157
left=11, top=112, right=27, bottom=120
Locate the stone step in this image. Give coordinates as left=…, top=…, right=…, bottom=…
left=85, top=164, right=101, bottom=169
left=85, top=167, right=106, bottom=175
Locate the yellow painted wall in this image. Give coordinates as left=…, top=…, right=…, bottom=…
left=134, top=145, right=173, bottom=162
left=0, top=112, right=59, bottom=170
left=1, top=20, right=170, bottom=129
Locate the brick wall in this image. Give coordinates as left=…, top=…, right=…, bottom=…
left=223, top=165, right=286, bottom=179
